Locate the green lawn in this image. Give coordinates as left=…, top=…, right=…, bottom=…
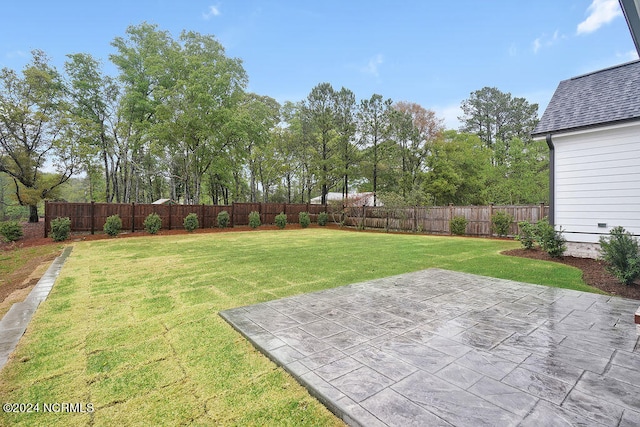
left=0, top=229, right=597, bottom=426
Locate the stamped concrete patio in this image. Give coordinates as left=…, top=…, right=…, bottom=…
left=220, top=268, right=640, bottom=427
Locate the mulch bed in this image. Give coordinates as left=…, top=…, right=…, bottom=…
left=2, top=221, right=639, bottom=301
left=502, top=248, right=640, bottom=300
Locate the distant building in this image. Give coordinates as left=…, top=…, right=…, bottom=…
left=151, top=198, right=174, bottom=205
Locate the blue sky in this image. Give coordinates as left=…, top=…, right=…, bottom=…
left=1, top=0, right=637, bottom=129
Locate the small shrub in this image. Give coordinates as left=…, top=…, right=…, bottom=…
left=536, top=218, right=566, bottom=257
left=144, top=213, right=162, bottom=234
left=0, top=220, right=23, bottom=242
left=183, top=213, right=199, bottom=232
left=516, top=220, right=536, bottom=250
left=545, top=229, right=567, bottom=258
left=217, top=210, right=230, bottom=228
left=248, top=211, right=261, bottom=229
left=450, top=216, right=468, bottom=236
left=318, top=212, right=328, bottom=226
left=275, top=212, right=287, bottom=229
left=104, top=214, right=122, bottom=237
left=492, top=211, right=513, bottom=237
left=599, top=226, right=640, bottom=285
left=299, top=212, right=310, bottom=228
left=50, top=217, right=71, bottom=242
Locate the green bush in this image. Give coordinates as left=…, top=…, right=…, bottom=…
left=217, top=211, right=230, bottom=228
left=50, top=217, right=71, bottom=242
left=318, top=212, right=328, bottom=226
left=516, top=220, right=536, bottom=250
left=248, top=211, right=261, bottom=229
left=0, top=220, right=23, bottom=242
left=144, top=213, right=162, bottom=234
left=450, top=216, right=468, bottom=236
left=299, top=212, right=310, bottom=228
left=104, top=214, right=122, bottom=237
left=183, top=213, right=199, bottom=232
left=275, top=212, right=287, bottom=229
left=491, top=211, right=513, bottom=237
left=536, top=218, right=566, bottom=258
left=599, top=226, right=640, bottom=285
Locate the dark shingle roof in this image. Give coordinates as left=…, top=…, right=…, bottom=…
left=532, top=60, right=640, bottom=136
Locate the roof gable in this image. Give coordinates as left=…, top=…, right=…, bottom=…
left=532, top=60, right=640, bottom=136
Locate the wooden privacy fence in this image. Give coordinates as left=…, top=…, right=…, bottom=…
left=341, top=203, right=549, bottom=237
left=44, top=201, right=547, bottom=238
left=43, top=201, right=328, bottom=237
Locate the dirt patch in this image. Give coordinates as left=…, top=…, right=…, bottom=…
left=0, top=250, right=60, bottom=312
left=503, top=248, right=640, bottom=300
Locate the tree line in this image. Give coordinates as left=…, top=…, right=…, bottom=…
left=0, top=23, right=547, bottom=222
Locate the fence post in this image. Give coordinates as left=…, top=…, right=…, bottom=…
left=131, top=203, right=135, bottom=233
left=489, top=203, right=494, bottom=237
left=231, top=202, right=235, bottom=227
left=201, top=203, right=205, bottom=228
left=362, top=205, right=366, bottom=230
left=448, top=203, right=453, bottom=235
left=539, top=202, right=545, bottom=222
left=413, top=206, right=418, bottom=233
left=168, top=202, right=172, bottom=230
left=91, top=201, right=95, bottom=235
left=44, top=200, right=49, bottom=238
left=386, top=208, right=389, bottom=232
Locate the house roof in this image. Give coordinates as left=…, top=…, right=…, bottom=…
left=532, top=60, right=640, bottom=137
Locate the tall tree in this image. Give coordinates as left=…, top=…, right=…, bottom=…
left=358, top=94, right=392, bottom=206
left=459, top=87, right=538, bottom=155
left=302, top=83, right=339, bottom=205
left=390, top=102, right=444, bottom=201
left=333, top=87, right=358, bottom=199
left=0, top=50, right=81, bottom=221
left=153, top=30, right=248, bottom=204
left=110, top=23, right=178, bottom=203
left=65, top=53, right=119, bottom=202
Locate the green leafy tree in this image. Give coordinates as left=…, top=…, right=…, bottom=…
left=110, top=23, right=175, bottom=203
left=65, top=53, right=119, bottom=202
left=302, top=83, right=340, bottom=205
left=484, top=138, right=549, bottom=204
left=391, top=102, right=443, bottom=200
left=459, top=86, right=538, bottom=159
left=111, top=24, right=248, bottom=204
left=358, top=94, right=393, bottom=206
left=0, top=50, right=81, bottom=222
left=423, top=131, right=491, bottom=205
left=333, top=87, right=359, bottom=199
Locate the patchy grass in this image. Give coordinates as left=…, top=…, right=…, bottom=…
left=0, top=229, right=596, bottom=426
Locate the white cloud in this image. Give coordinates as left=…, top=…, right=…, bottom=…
left=532, top=38, right=542, bottom=54
left=532, top=30, right=565, bottom=54
left=361, top=54, right=384, bottom=77
left=434, top=103, right=463, bottom=131
left=577, top=0, right=622, bottom=35
left=203, top=5, right=221, bottom=20
left=618, top=49, right=640, bottom=61
left=5, top=50, right=28, bottom=59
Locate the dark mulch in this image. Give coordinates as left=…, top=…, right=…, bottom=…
left=503, top=248, right=640, bottom=300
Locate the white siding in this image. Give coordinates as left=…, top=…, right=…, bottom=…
left=553, top=121, right=640, bottom=244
